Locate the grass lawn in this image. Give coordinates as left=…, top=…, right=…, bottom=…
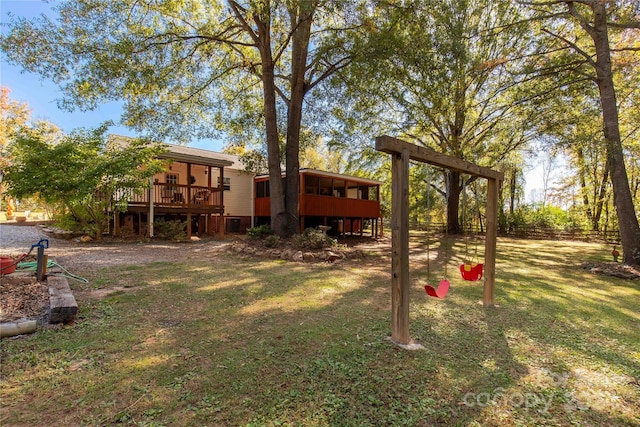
left=1, top=236, right=639, bottom=426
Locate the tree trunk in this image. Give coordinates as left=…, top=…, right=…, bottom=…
left=446, top=171, right=461, bottom=234
left=576, top=147, right=596, bottom=229
left=509, top=168, right=517, bottom=215
left=284, top=4, right=313, bottom=237
left=256, top=18, right=287, bottom=236
left=593, top=157, right=609, bottom=232
left=585, top=2, right=640, bottom=265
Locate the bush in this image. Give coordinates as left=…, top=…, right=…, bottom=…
left=154, top=218, right=187, bottom=241
left=292, top=228, right=337, bottom=250
left=264, top=235, right=281, bottom=248
left=247, top=224, right=273, bottom=239
left=501, top=204, right=592, bottom=235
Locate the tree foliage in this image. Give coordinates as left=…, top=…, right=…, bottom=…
left=1, top=0, right=373, bottom=237
left=516, top=0, right=640, bottom=265
left=329, top=0, right=534, bottom=233
left=0, top=86, right=61, bottom=173
left=5, top=124, right=166, bottom=239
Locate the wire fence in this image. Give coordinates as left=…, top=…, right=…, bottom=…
left=406, top=221, right=620, bottom=243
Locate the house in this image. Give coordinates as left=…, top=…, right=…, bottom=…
left=113, top=141, right=255, bottom=238
left=254, top=169, right=383, bottom=237
left=113, top=138, right=382, bottom=239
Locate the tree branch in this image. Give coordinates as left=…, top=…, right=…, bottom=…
left=541, top=28, right=596, bottom=67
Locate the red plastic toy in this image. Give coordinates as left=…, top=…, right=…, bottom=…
left=459, top=263, right=484, bottom=281
left=424, top=279, right=450, bottom=298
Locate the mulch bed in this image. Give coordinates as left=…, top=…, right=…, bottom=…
left=0, top=275, right=49, bottom=323
left=1, top=253, right=50, bottom=323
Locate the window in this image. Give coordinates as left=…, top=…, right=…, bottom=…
left=164, top=173, right=179, bottom=192
left=256, top=180, right=270, bottom=198
left=305, top=175, right=319, bottom=195
left=365, top=185, right=379, bottom=201
left=333, top=179, right=345, bottom=197
left=347, top=182, right=359, bottom=199
left=319, top=177, right=332, bottom=196
left=165, top=173, right=178, bottom=185
left=217, top=176, right=231, bottom=191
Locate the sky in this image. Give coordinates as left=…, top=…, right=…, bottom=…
left=1, top=0, right=550, bottom=201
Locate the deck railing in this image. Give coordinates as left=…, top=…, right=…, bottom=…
left=117, top=183, right=222, bottom=209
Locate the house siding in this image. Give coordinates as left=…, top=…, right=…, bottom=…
left=213, top=168, right=254, bottom=217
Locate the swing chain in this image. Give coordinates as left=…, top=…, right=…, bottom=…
left=473, top=182, right=481, bottom=263
left=462, top=180, right=469, bottom=264
left=443, top=170, right=449, bottom=279
left=425, top=166, right=431, bottom=283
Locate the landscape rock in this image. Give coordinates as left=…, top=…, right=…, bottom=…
left=324, top=251, right=341, bottom=263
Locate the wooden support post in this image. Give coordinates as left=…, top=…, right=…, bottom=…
left=391, top=148, right=411, bottom=345
left=219, top=165, right=225, bottom=238
left=219, top=212, right=225, bottom=238
left=148, top=177, right=154, bottom=237
left=484, top=178, right=499, bottom=306
left=114, top=212, right=120, bottom=237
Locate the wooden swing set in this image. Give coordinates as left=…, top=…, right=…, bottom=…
left=376, top=136, right=504, bottom=347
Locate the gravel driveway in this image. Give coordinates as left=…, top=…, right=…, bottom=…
left=1, top=223, right=231, bottom=274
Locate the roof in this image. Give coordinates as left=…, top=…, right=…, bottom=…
left=256, top=168, right=383, bottom=186
left=108, top=135, right=239, bottom=169
left=159, top=143, right=236, bottom=169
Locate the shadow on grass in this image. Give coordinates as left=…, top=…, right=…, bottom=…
left=1, top=237, right=638, bottom=426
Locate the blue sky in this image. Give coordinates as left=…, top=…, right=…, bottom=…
left=0, top=0, right=223, bottom=151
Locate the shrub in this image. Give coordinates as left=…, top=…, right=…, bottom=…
left=292, top=228, right=337, bottom=250
left=264, top=235, right=280, bottom=248
left=247, top=224, right=273, bottom=239
left=154, top=218, right=187, bottom=241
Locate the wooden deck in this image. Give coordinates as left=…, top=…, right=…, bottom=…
left=122, top=182, right=224, bottom=214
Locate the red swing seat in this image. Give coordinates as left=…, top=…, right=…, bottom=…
left=460, top=263, right=484, bottom=281
left=424, top=279, right=450, bottom=298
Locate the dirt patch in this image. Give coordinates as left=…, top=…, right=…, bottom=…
left=580, top=261, right=640, bottom=280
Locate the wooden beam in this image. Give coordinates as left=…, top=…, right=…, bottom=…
left=219, top=165, right=225, bottom=238
left=483, top=178, right=499, bottom=306
left=48, top=276, right=78, bottom=324
left=186, top=212, right=192, bottom=239
left=148, top=177, right=154, bottom=237
left=376, top=135, right=504, bottom=181
left=391, top=148, right=411, bottom=345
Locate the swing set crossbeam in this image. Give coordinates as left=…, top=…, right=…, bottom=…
left=376, top=135, right=504, bottom=181
left=376, top=135, right=504, bottom=347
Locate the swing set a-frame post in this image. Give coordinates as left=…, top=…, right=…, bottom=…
left=376, top=135, right=504, bottom=346
left=391, top=148, right=411, bottom=344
